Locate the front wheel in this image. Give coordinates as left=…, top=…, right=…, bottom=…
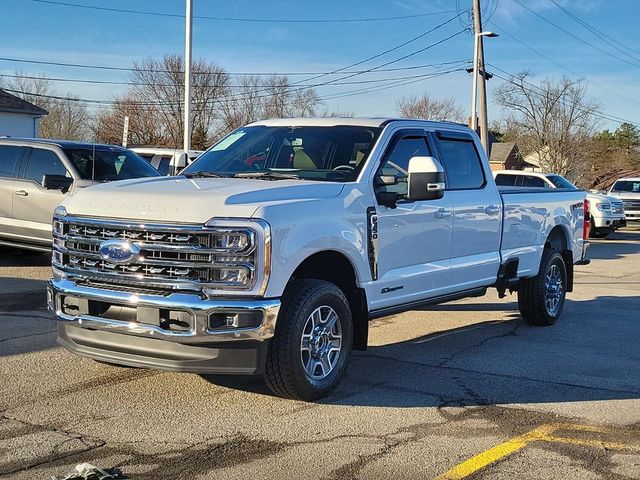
left=264, top=279, right=353, bottom=401
left=518, top=249, right=567, bottom=326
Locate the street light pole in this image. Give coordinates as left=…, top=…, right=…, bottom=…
left=470, top=0, right=498, bottom=154
left=183, top=0, right=193, bottom=152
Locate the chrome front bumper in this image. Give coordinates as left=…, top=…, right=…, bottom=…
left=48, top=278, right=281, bottom=344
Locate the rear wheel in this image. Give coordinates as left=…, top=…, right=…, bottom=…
left=518, top=249, right=567, bottom=326
left=264, top=279, right=353, bottom=401
left=589, top=220, right=610, bottom=238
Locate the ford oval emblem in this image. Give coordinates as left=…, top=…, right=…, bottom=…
left=98, top=240, right=140, bottom=264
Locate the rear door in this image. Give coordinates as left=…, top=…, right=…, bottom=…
left=0, top=145, right=27, bottom=240
left=12, top=147, right=72, bottom=245
left=431, top=130, right=502, bottom=291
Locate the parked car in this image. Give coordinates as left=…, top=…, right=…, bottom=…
left=48, top=118, right=588, bottom=401
left=608, top=177, right=640, bottom=223
left=494, top=170, right=626, bottom=238
left=129, top=147, right=203, bottom=175
left=0, top=138, right=160, bottom=251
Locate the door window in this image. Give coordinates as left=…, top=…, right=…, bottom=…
left=23, top=149, right=68, bottom=185
left=377, top=136, right=430, bottom=196
left=521, top=175, right=546, bottom=187
left=494, top=174, right=517, bottom=186
left=436, top=137, right=485, bottom=190
left=0, top=145, right=25, bottom=178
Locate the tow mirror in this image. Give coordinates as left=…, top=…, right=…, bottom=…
left=42, top=174, right=73, bottom=193
left=407, top=156, right=445, bottom=201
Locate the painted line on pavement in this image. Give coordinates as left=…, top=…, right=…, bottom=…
left=434, top=423, right=639, bottom=480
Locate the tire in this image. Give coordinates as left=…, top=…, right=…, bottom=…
left=518, top=248, right=567, bottom=326
left=589, top=221, right=610, bottom=239
left=264, top=279, right=353, bottom=401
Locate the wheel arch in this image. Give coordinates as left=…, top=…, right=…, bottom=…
left=545, top=225, right=574, bottom=292
left=288, top=250, right=369, bottom=351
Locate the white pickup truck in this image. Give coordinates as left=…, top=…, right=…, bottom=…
left=48, top=118, right=589, bottom=400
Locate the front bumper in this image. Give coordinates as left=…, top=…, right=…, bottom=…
left=48, top=278, right=281, bottom=374
left=624, top=210, right=640, bottom=222
left=592, top=214, right=627, bottom=229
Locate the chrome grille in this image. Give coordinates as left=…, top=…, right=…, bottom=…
left=52, top=216, right=255, bottom=291
left=611, top=202, right=625, bottom=214
left=623, top=200, right=640, bottom=210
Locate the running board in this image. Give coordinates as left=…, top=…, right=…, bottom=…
left=369, top=287, right=487, bottom=320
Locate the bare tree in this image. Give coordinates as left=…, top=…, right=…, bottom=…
left=217, top=75, right=321, bottom=139
left=395, top=94, right=464, bottom=122
left=10, top=73, right=91, bottom=140
left=494, top=72, right=600, bottom=181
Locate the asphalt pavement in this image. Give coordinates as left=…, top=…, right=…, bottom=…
left=1, top=229, right=639, bottom=479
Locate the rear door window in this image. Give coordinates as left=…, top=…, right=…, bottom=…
left=0, top=145, right=25, bottom=178
left=521, top=175, right=546, bottom=188
left=495, top=174, right=517, bottom=186
left=22, top=148, right=69, bottom=185
left=435, top=136, right=485, bottom=190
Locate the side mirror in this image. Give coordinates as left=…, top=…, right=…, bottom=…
left=407, top=156, right=445, bottom=201
left=42, top=174, right=73, bottom=193
left=375, top=175, right=398, bottom=186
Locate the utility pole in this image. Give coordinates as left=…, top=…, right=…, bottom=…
left=183, top=0, right=193, bottom=152
left=472, top=0, right=490, bottom=154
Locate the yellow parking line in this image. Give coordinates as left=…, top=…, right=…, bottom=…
left=434, top=423, right=637, bottom=480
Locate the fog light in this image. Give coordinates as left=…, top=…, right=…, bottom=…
left=209, top=311, right=261, bottom=330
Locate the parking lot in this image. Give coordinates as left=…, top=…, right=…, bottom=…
left=1, top=229, right=639, bottom=479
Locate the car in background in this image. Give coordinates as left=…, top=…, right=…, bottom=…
left=0, top=138, right=160, bottom=252
left=608, top=177, right=640, bottom=224
left=494, top=170, right=626, bottom=238
left=129, top=147, right=203, bottom=175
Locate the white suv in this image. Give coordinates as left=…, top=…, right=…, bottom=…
left=493, top=170, right=626, bottom=238
left=608, top=177, right=640, bottom=223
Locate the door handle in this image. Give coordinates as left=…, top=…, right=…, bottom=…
left=484, top=205, right=501, bottom=215
left=14, top=190, right=28, bottom=196
left=434, top=208, right=452, bottom=219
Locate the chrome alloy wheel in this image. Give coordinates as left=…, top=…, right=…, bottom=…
left=544, top=264, right=564, bottom=316
left=300, top=305, right=343, bottom=380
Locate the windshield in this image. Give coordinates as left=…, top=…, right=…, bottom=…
left=546, top=174, right=578, bottom=190
left=183, top=125, right=382, bottom=182
left=611, top=180, right=640, bottom=193
left=63, top=147, right=160, bottom=181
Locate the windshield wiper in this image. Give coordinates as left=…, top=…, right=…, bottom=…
left=233, top=172, right=301, bottom=180
left=183, top=171, right=227, bottom=179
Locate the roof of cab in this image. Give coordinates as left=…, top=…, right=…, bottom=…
left=246, top=117, right=468, bottom=129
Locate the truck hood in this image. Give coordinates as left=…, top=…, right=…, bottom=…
left=608, top=191, right=640, bottom=200
left=62, top=176, right=345, bottom=224
left=586, top=192, right=623, bottom=204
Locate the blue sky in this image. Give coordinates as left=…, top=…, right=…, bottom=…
left=1, top=0, right=639, bottom=130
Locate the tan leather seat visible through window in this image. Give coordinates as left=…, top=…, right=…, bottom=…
left=293, top=149, right=321, bottom=169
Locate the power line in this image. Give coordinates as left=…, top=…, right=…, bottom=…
left=0, top=63, right=471, bottom=89
left=300, top=11, right=467, bottom=83
left=548, top=0, right=640, bottom=62
left=509, top=0, right=640, bottom=70
left=31, top=0, right=458, bottom=24
left=488, top=63, right=640, bottom=127
left=487, top=20, right=640, bottom=107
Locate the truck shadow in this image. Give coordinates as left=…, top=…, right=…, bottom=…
left=204, top=295, right=639, bottom=407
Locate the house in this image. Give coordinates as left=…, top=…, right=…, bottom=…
left=488, top=142, right=526, bottom=171
left=0, top=89, right=48, bottom=137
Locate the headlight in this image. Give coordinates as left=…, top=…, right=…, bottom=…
left=203, top=218, right=271, bottom=296
left=595, top=202, right=611, bottom=211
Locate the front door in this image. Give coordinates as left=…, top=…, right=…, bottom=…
left=369, top=130, right=454, bottom=311
left=12, top=147, right=71, bottom=246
